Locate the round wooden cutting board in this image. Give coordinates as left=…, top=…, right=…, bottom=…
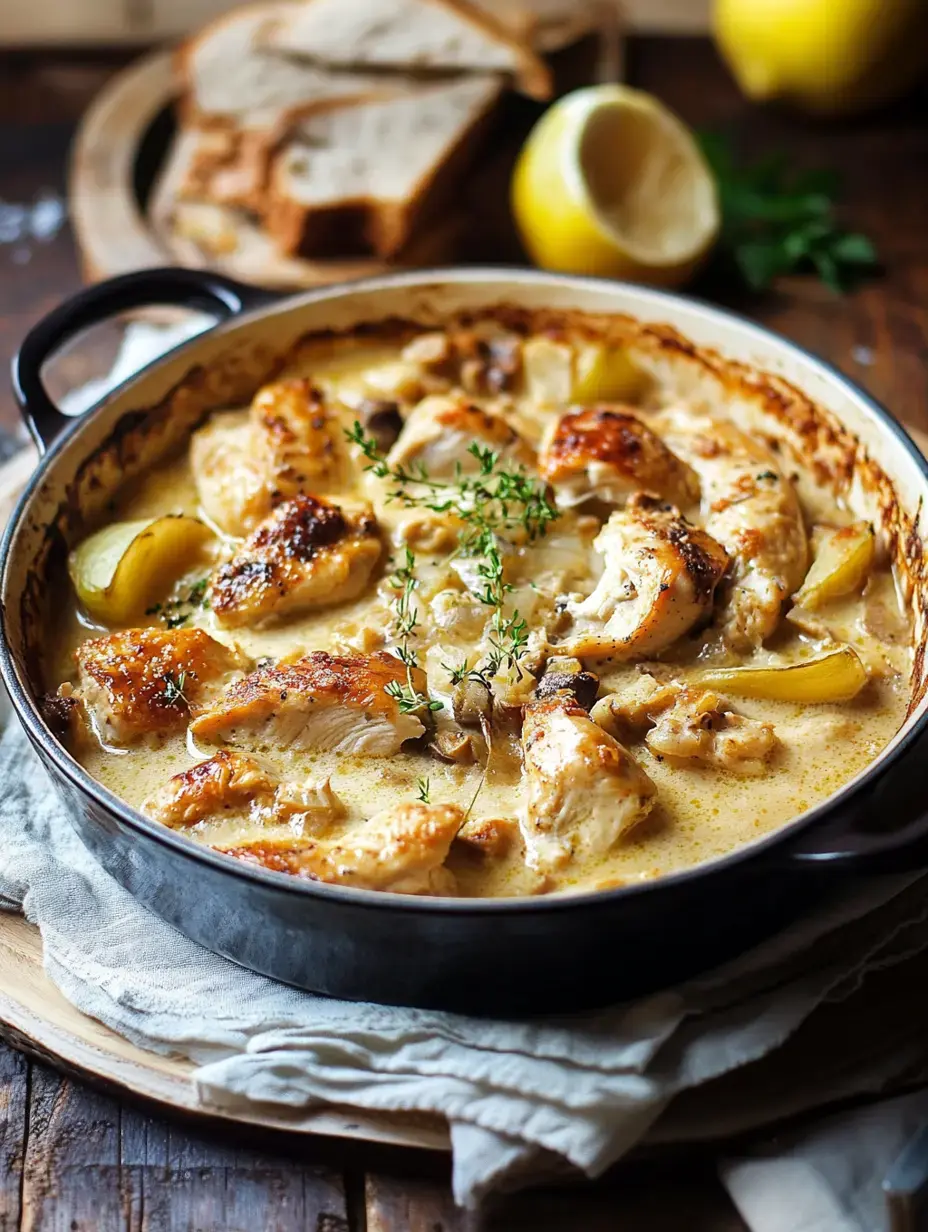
left=68, top=52, right=465, bottom=293
left=0, top=912, right=449, bottom=1151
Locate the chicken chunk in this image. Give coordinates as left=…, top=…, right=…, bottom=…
left=652, top=409, right=808, bottom=649
left=647, top=691, right=777, bottom=776
left=217, top=801, right=464, bottom=895
left=386, top=395, right=535, bottom=479
left=520, top=694, right=656, bottom=871
left=591, top=674, right=778, bottom=776
left=539, top=407, right=699, bottom=509
left=75, top=627, right=243, bottom=747
left=560, top=494, right=729, bottom=660
left=190, top=381, right=350, bottom=536
left=250, top=379, right=349, bottom=500
left=190, top=411, right=270, bottom=537
left=208, top=495, right=382, bottom=628
left=190, top=650, right=427, bottom=754
left=143, top=749, right=345, bottom=831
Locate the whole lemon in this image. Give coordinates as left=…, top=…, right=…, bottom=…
left=713, top=0, right=928, bottom=115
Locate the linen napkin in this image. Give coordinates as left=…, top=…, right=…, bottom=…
left=1, top=319, right=927, bottom=1220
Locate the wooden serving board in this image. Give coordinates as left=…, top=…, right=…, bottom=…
left=0, top=913, right=450, bottom=1151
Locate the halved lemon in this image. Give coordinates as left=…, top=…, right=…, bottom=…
left=511, top=85, right=720, bottom=287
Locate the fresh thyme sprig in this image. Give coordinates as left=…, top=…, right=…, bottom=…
left=346, top=424, right=558, bottom=547
left=146, top=577, right=211, bottom=629
left=383, top=547, right=443, bottom=717
left=415, top=776, right=431, bottom=804
left=161, top=670, right=188, bottom=707
left=347, top=422, right=558, bottom=686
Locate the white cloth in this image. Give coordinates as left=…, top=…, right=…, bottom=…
left=1, top=321, right=927, bottom=1221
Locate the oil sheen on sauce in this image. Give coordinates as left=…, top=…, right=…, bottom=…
left=48, top=337, right=913, bottom=898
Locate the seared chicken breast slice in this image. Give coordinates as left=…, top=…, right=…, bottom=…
left=652, top=409, right=808, bottom=649
left=190, top=381, right=350, bottom=536
left=190, top=650, right=427, bottom=754
left=539, top=407, right=699, bottom=509
left=143, top=749, right=345, bottom=830
left=75, top=627, right=243, bottom=747
left=521, top=694, right=656, bottom=871
left=208, top=494, right=382, bottom=628
left=386, top=395, right=535, bottom=479
left=190, top=411, right=270, bottom=537
left=217, top=801, right=463, bottom=895
left=561, top=494, right=729, bottom=660
left=251, top=379, right=350, bottom=500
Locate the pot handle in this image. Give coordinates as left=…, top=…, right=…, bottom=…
left=11, top=267, right=276, bottom=454
left=790, top=762, right=928, bottom=874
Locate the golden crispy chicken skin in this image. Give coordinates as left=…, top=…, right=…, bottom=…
left=520, top=693, right=656, bottom=871
left=386, top=395, right=535, bottom=479
left=143, top=749, right=345, bottom=830
left=217, top=801, right=464, bottom=895
left=539, top=407, right=699, bottom=509
left=190, top=381, right=350, bottom=536
left=189, top=650, right=427, bottom=754
left=561, top=494, right=730, bottom=660
left=250, top=378, right=349, bottom=500
left=208, top=494, right=382, bottom=628
left=652, top=409, right=808, bottom=649
left=75, top=627, right=242, bottom=747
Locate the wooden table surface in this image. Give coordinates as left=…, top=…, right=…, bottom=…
left=1, top=37, right=927, bottom=1232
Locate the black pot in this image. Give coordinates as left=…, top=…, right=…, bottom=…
left=4, top=265, right=928, bottom=1016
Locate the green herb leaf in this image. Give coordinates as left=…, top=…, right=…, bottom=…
left=698, top=132, right=878, bottom=294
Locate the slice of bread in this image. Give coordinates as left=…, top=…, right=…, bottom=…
left=264, top=75, right=502, bottom=259
left=484, top=0, right=605, bottom=52
left=177, top=2, right=390, bottom=126
left=150, top=128, right=464, bottom=288
left=261, top=0, right=551, bottom=99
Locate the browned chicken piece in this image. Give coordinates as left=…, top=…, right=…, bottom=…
left=591, top=674, right=778, bottom=776
left=453, top=815, right=519, bottom=859
left=217, top=801, right=464, bottom=895
left=539, top=407, right=699, bottom=509
left=520, top=693, right=656, bottom=871
left=190, top=411, right=270, bottom=537
left=190, top=650, right=427, bottom=755
left=75, top=627, right=243, bottom=747
left=143, top=749, right=345, bottom=831
left=647, top=690, right=777, bottom=776
left=652, top=408, right=808, bottom=649
left=560, top=494, right=729, bottom=660
left=250, top=379, right=349, bottom=500
left=386, top=395, right=535, bottom=479
left=208, top=494, right=382, bottom=628
left=190, top=381, right=351, bottom=536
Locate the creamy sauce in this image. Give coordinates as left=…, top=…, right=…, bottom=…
left=48, top=331, right=912, bottom=897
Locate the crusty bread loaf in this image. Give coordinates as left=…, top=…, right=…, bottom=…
left=261, top=0, right=551, bottom=99
left=177, top=2, right=389, bottom=126
left=264, top=75, right=502, bottom=259
left=150, top=128, right=464, bottom=288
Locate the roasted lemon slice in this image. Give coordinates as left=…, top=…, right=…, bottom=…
left=511, top=84, right=720, bottom=287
